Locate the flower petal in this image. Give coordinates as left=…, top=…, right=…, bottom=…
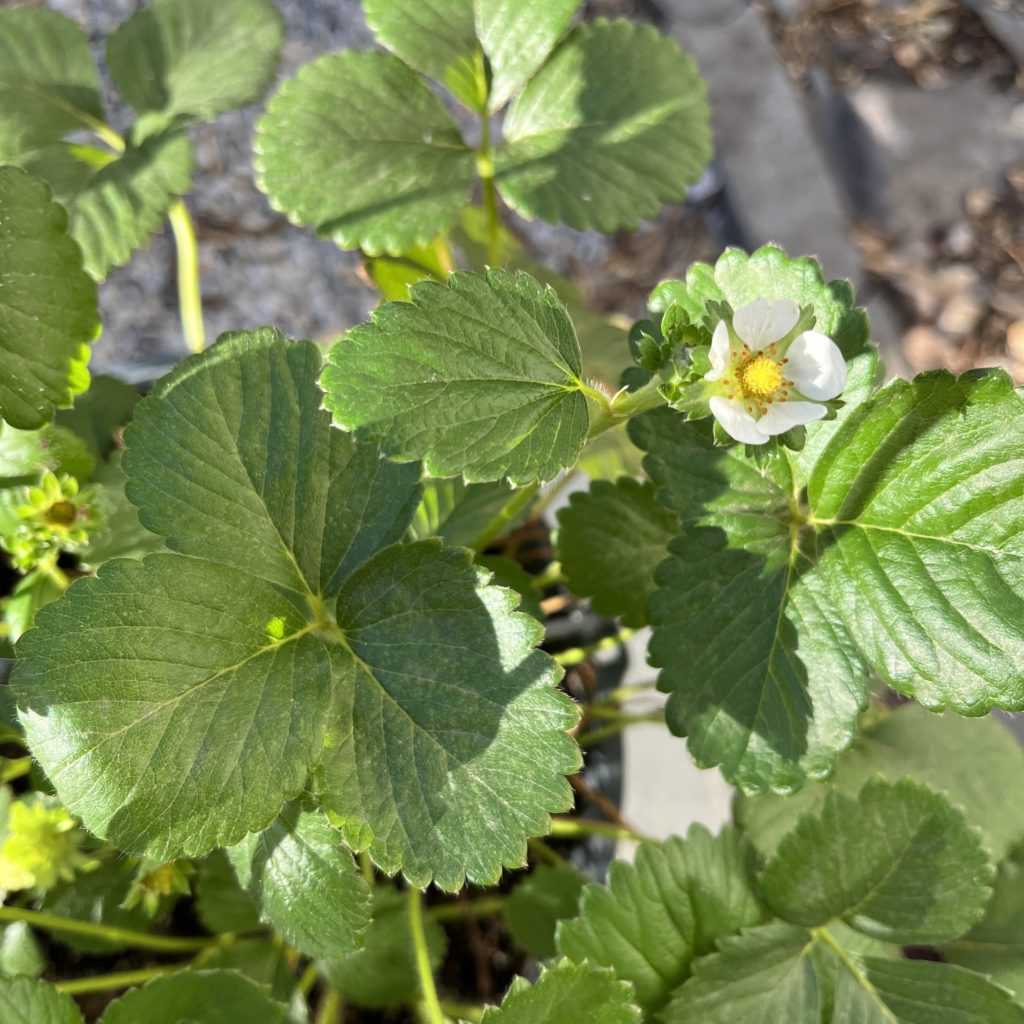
left=786, top=330, right=848, bottom=400
left=706, top=321, right=731, bottom=380
left=733, top=298, right=800, bottom=350
left=709, top=395, right=770, bottom=444
left=757, top=400, right=827, bottom=436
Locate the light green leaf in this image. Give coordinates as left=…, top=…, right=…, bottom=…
left=942, top=845, right=1024, bottom=998
left=408, top=478, right=519, bottom=548
left=735, top=701, right=1024, bottom=863
left=105, top=0, right=283, bottom=130
left=825, top=949, right=1024, bottom=1023
left=558, top=826, right=764, bottom=1012
left=4, top=572, right=65, bottom=646
left=23, top=133, right=195, bottom=280
left=363, top=0, right=483, bottom=111
left=195, top=850, right=261, bottom=935
left=97, top=970, right=291, bottom=1024
left=14, top=555, right=333, bottom=859
left=810, top=370, right=1024, bottom=712
left=320, top=886, right=446, bottom=1009
left=633, top=410, right=869, bottom=793
left=123, top=329, right=421, bottom=598
left=760, top=778, right=992, bottom=944
left=364, top=238, right=452, bottom=303
left=556, top=477, right=677, bottom=627
left=314, top=541, right=580, bottom=889
left=481, top=959, right=641, bottom=1024
left=0, top=923, right=45, bottom=979
left=0, top=976, right=83, bottom=1024
left=0, top=424, right=94, bottom=487
left=0, top=8, right=103, bottom=162
left=256, top=51, right=476, bottom=255
left=322, top=269, right=589, bottom=485
left=228, top=801, right=370, bottom=960
left=477, top=0, right=581, bottom=113
left=661, top=922, right=818, bottom=1024
left=0, top=167, right=98, bottom=429
left=496, top=20, right=710, bottom=232
left=505, top=863, right=588, bottom=958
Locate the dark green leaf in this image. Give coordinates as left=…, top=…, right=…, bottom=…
left=195, top=849, right=261, bottom=935
left=760, top=779, right=992, bottom=945
left=320, top=886, right=446, bottom=1008
left=0, top=167, right=98, bottom=429
left=505, top=863, right=587, bottom=958
left=54, top=375, right=140, bottom=460
left=408, top=478, right=519, bottom=548
left=97, top=970, right=291, bottom=1024
left=558, top=826, right=764, bottom=1011
left=14, top=555, right=333, bottom=859
left=556, top=477, right=677, bottom=627
left=496, top=20, right=710, bottom=232
left=256, top=52, right=476, bottom=255
left=123, top=329, right=421, bottom=598
left=478, top=555, right=544, bottom=621
left=105, top=0, right=283, bottom=129
left=193, top=939, right=297, bottom=1003
left=322, top=269, right=589, bottom=485
left=0, top=976, right=83, bottom=1024
left=0, top=9, right=103, bottom=162
left=228, top=801, right=370, bottom=960
left=315, top=541, right=580, bottom=889
left=481, top=959, right=641, bottom=1024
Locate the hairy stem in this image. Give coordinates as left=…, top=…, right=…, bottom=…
left=471, top=483, right=540, bottom=552
left=553, top=627, right=637, bottom=667
left=167, top=199, right=206, bottom=354
left=579, top=711, right=665, bottom=748
left=315, top=986, right=343, bottom=1024
left=549, top=816, right=657, bottom=846
left=55, top=964, right=182, bottom=995
left=428, top=894, right=506, bottom=923
left=0, top=905, right=227, bottom=954
left=586, top=376, right=667, bottom=439
left=408, top=887, right=445, bottom=1024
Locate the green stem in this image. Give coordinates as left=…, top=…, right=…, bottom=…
left=579, top=711, right=665, bottom=748
left=315, top=986, right=343, bottom=1024
left=528, top=836, right=569, bottom=868
left=0, top=906, right=226, bottom=954
left=39, top=559, right=70, bottom=591
left=598, top=680, right=660, bottom=706
left=298, top=962, right=320, bottom=997
left=470, top=483, right=539, bottom=552
left=441, top=1001, right=485, bottom=1023
left=167, top=199, right=205, bottom=354
left=408, top=887, right=445, bottom=1024
left=553, top=627, right=637, bottom=667
left=359, top=850, right=375, bottom=887
left=549, top=816, right=657, bottom=846
left=586, top=376, right=667, bottom=439
left=530, top=561, right=566, bottom=590
left=55, top=964, right=182, bottom=995
left=476, top=84, right=501, bottom=268
left=0, top=756, right=32, bottom=783
left=428, top=894, right=506, bottom=923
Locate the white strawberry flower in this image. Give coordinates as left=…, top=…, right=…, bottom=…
left=704, top=298, right=847, bottom=445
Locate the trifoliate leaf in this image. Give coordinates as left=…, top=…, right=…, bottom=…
left=810, top=370, right=1024, bottom=712
left=124, top=329, right=421, bottom=598
left=0, top=976, right=83, bottom=1024
left=105, top=0, right=283, bottom=131
left=256, top=52, right=476, bottom=255
left=320, top=886, right=446, bottom=1009
left=0, top=8, right=103, bottom=162
left=322, top=269, right=589, bottom=485
left=14, top=555, right=334, bottom=859
left=558, top=826, right=764, bottom=1012
left=735, top=701, right=1024, bottom=863
left=363, top=0, right=483, bottom=111
left=408, top=478, right=519, bottom=548
left=195, top=850, right=261, bottom=935
left=23, top=133, right=195, bottom=280
left=97, top=970, right=291, bottom=1024
left=760, top=778, right=992, bottom=945
left=557, top=477, right=677, bottom=627
left=228, top=801, right=370, bottom=960
left=481, top=959, right=641, bottom=1024
left=0, top=167, right=98, bottom=429
left=496, top=20, right=710, bottom=232
left=633, top=410, right=869, bottom=793
left=942, top=845, right=1024, bottom=997
left=476, top=0, right=580, bottom=113
left=0, top=922, right=45, bottom=979
left=661, top=923, right=818, bottom=1024
left=314, top=541, right=580, bottom=889
left=505, top=863, right=588, bottom=958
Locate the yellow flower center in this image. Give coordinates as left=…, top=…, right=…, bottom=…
left=738, top=354, right=783, bottom=400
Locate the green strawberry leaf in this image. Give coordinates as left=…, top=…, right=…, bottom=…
left=558, top=826, right=764, bottom=1012
left=105, top=0, right=283, bottom=132
left=505, top=863, right=588, bottom=958
left=0, top=976, right=83, bottom=1024
left=496, top=20, right=710, bottom=232
left=408, top=478, right=520, bottom=548
left=0, top=167, right=98, bottom=429
left=760, top=778, right=992, bottom=945
left=256, top=52, right=476, bottom=255
left=228, top=800, right=370, bottom=960
left=322, top=269, right=589, bottom=486
left=195, top=850, right=261, bottom=935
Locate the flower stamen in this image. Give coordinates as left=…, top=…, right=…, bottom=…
left=737, top=354, right=783, bottom=401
